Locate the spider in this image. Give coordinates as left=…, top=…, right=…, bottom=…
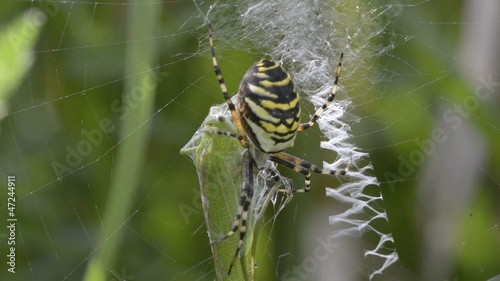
left=205, top=23, right=348, bottom=274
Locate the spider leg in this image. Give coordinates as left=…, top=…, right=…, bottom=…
left=269, top=154, right=312, bottom=193
left=210, top=149, right=254, bottom=275
left=298, top=53, right=343, bottom=132
left=270, top=152, right=348, bottom=193
left=266, top=165, right=282, bottom=183
left=265, top=163, right=294, bottom=196
left=203, top=129, right=245, bottom=143
left=208, top=23, right=247, bottom=147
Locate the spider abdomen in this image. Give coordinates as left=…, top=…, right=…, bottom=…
left=237, top=60, right=301, bottom=153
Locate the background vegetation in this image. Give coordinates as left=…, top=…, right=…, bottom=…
left=0, top=0, right=498, bottom=280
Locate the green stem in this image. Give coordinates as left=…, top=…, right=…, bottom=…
left=83, top=1, right=160, bottom=280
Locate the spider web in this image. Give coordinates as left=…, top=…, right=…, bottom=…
left=0, top=0, right=499, bottom=281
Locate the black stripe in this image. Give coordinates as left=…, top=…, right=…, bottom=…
left=241, top=95, right=300, bottom=127
left=271, top=133, right=296, bottom=144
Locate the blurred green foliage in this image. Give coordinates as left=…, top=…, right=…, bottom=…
left=0, top=9, right=45, bottom=105
left=0, top=1, right=498, bottom=281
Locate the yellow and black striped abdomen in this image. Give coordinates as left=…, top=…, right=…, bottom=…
left=237, top=60, right=300, bottom=153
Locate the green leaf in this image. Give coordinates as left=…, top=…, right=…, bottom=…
left=82, top=1, right=161, bottom=280
left=0, top=8, right=46, bottom=117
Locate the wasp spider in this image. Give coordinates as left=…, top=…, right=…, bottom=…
left=205, top=23, right=348, bottom=274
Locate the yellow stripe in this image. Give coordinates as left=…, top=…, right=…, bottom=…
left=259, top=74, right=292, bottom=87
left=259, top=121, right=297, bottom=135
left=253, top=72, right=269, bottom=79
left=257, top=63, right=280, bottom=72
left=244, top=97, right=281, bottom=123
left=248, top=83, right=278, bottom=99
left=284, top=118, right=295, bottom=125
left=290, top=118, right=299, bottom=131
left=244, top=118, right=295, bottom=152
left=261, top=97, right=299, bottom=111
